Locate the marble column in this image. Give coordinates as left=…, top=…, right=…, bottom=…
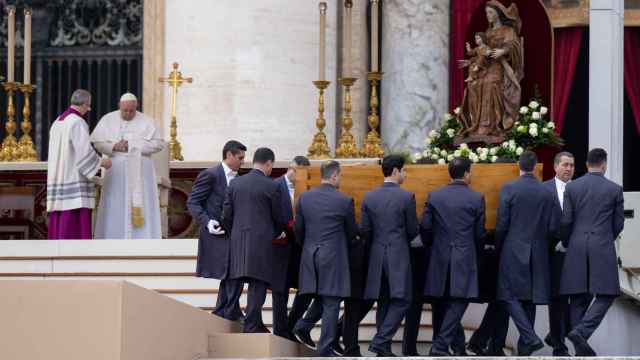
left=381, top=0, right=450, bottom=154
left=164, top=0, right=339, bottom=161
left=589, top=0, right=624, bottom=184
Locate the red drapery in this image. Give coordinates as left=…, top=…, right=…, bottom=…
left=624, top=27, right=640, bottom=135
left=449, top=0, right=485, bottom=110
left=552, top=27, right=584, bottom=135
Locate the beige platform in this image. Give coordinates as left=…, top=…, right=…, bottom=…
left=0, top=280, right=307, bottom=360
left=209, top=333, right=315, bottom=358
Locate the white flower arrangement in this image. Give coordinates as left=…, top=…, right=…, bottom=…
left=491, top=155, right=498, bottom=163
left=520, top=106, right=529, bottom=115
left=516, top=147, right=524, bottom=156
left=447, top=154, right=455, bottom=161
left=540, top=106, right=548, bottom=115
left=454, top=107, right=461, bottom=115
left=446, top=128, right=456, bottom=138
left=429, top=129, right=440, bottom=138
left=546, top=121, right=555, bottom=129
left=440, top=149, right=447, bottom=157
left=422, top=149, right=431, bottom=157
left=431, top=154, right=439, bottom=160
left=490, top=147, right=498, bottom=155
left=517, top=125, right=527, bottom=133
left=529, top=101, right=539, bottom=109
left=444, top=113, right=453, bottom=121
left=542, top=128, right=549, bottom=134
left=469, top=153, right=479, bottom=163
left=454, top=150, right=462, bottom=157
left=460, top=143, right=469, bottom=150
left=426, top=137, right=433, bottom=145
left=532, top=112, right=541, bottom=120
left=479, top=152, right=488, bottom=161
left=414, top=153, right=423, bottom=161
left=529, top=127, right=538, bottom=137
left=438, top=158, right=446, bottom=165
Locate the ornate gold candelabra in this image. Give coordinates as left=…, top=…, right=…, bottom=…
left=335, top=77, right=359, bottom=158
left=17, top=83, right=38, bottom=161
left=360, top=72, right=384, bottom=158
left=159, top=62, right=193, bottom=161
left=307, top=80, right=331, bottom=159
left=0, top=81, right=20, bottom=161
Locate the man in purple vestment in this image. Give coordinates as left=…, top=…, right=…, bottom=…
left=46, top=89, right=112, bottom=239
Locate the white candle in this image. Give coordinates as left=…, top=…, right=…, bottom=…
left=344, top=0, right=352, bottom=77
left=23, top=8, right=31, bottom=85
left=319, top=2, right=327, bottom=81
left=7, top=6, right=15, bottom=82
left=371, top=0, right=379, bottom=72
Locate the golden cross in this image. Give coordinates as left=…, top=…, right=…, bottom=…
left=159, top=62, right=193, bottom=161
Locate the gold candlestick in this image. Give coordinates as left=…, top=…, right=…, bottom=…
left=335, top=77, right=359, bottom=158
left=360, top=72, right=384, bottom=158
left=0, top=81, right=20, bottom=161
left=159, top=62, right=193, bottom=161
left=17, top=83, right=38, bottom=161
left=307, top=80, right=331, bottom=159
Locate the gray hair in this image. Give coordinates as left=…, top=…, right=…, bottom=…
left=553, top=151, right=574, bottom=165
left=320, top=160, right=341, bottom=180
left=70, top=89, right=91, bottom=106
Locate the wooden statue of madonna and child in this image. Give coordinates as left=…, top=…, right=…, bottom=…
left=456, top=0, right=524, bottom=146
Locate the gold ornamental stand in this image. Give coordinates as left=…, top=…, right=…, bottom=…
left=159, top=62, right=193, bottom=161
left=335, top=77, right=359, bottom=158
left=307, top=80, right=331, bottom=159
left=360, top=72, right=384, bottom=158
left=0, top=81, right=20, bottom=161
left=16, top=83, right=38, bottom=161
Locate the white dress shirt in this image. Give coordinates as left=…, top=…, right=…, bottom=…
left=285, top=175, right=295, bottom=206
left=555, top=177, right=568, bottom=210
left=221, top=162, right=237, bottom=186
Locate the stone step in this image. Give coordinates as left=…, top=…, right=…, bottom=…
left=208, top=333, right=314, bottom=358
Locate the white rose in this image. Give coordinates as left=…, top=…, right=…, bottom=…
left=517, top=125, right=527, bottom=133
left=447, top=128, right=456, bottom=138
left=516, top=147, right=523, bottom=156
left=490, top=147, right=498, bottom=155
left=454, top=150, right=462, bottom=157
left=502, top=142, right=510, bottom=149
left=529, top=101, right=539, bottom=109
left=437, top=158, right=446, bottom=165
left=529, top=127, right=538, bottom=137
left=440, top=150, right=447, bottom=157
left=433, top=147, right=440, bottom=154
left=423, top=149, right=431, bottom=157
left=520, top=106, right=529, bottom=115
left=509, top=140, right=516, bottom=147
left=460, top=143, right=469, bottom=150
left=454, top=107, right=461, bottom=115
left=470, top=153, right=479, bottom=163
left=425, top=137, right=433, bottom=145
left=431, top=154, right=439, bottom=160
left=546, top=121, right=555, bottom=129
left=542, top=127, right=549, bottom=134
left=532, top=112, right=541, bottom=120
left=540, top=106, right=548, bottom=115
left=429, top=129, right=440, bottom=138
left=414, top=153, right=423, bottom=161
left=491, top=155, right=498, bottom=163
left=447, top=154, right=455, bottom=161
left=530, top=122, right=538, bottom=128
left=514, top=121, right=520, bottom=126
left=444, top=113, right=453, bottom=121
left=479, top=152, right=488, bottom=161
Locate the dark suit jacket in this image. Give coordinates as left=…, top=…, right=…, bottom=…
left=560, top=172, right=624, bottom=296
left=295, top=184, right=358, bottom=298
left=496, top=174, right=557, bottom=304
left=361, top=182, right=418, bottom=300
left=543, top=178, right=567, bottom=298
left=187, top=164, right=230, bottom=279
left=271, top=176, right=298, bottom=293
left=221, top=169, right=285, bottom=284
left=421, top=181, right=486, bottom=299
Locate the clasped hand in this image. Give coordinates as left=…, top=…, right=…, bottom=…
left=113, top=140, right=129, bottom=153
left=207, top=219, right=225, bottom=235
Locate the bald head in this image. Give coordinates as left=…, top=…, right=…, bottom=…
left=119, top=93, right=138, bottom=121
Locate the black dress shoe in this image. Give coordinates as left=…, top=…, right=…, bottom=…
left=331, top=340, right=345, bottom=356
left=369, top=345, right=396, bottom=357
left=293, top=328, right=317, bottom=350
left=429, top=348, right=452, bottom=356
left=453, top=348, right=468, bottom=356
left=467, top=342, right=486, bottom=356
left=544, top=333, right=555, bottom=348
left=344, top=348, right=363, bottom=357
left=243, top=324, right=270, bottom=333
left=317, top=347, right=343, bottom=357
left=402, top=351, right=422, bottom=357
left=567, top=330, right=596, bottom=356
left=553, top=349, right=571, bottom=357
left=518, top=340, right=544, bottom=356
left=486, top=349, right=507, bottom=356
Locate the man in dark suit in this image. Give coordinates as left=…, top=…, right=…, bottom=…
left=293, top=160, right=358, bottom=356
left=221, top=147, right=286, bottom=333
left=495, top=151, right=557, bottom=356
left=361, top=155, right=418, bottom=356
left=560, top=148, right=624, bottom=356
left=271, top=155, right=311, bottom=340
left=542, top=151, right=575, bottom=356
left=187, top=140, right=246, bottom=321
left=401, top=240, right=428, bottom=356
left=421, top=157, right=486, bottom=356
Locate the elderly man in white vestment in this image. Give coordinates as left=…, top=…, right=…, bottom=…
left=91, top=93, right=166, bottom=239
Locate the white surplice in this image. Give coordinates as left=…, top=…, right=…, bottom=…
left=91, top=110, right=166, bottom=239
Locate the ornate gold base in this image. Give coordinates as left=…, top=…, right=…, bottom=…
left=360, top=72, right=384, bottom=158
left=16, top=83, right=38, bottom=161
left=0, top=81, right=20, bottom=162
left=335, top=77, right=359, bottom=158
left=169, top=139, right=184, bottom=161
left=308, top=80, right=331, bottom=159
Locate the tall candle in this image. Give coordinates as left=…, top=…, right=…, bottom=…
left=23, top=8, right=31, bottom=85
left=319, top=2, right=327, bottom=81
left=7, top=6, right=15, bottom=82
left=371, top=0, right=379, bottom=72
left=344, top=0, right=353, bottom=77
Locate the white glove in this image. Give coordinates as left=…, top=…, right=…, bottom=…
left=207, top=219, right=225, bottom=235
left=555, top=242, right=567, bottom=253
left=276, top=232, right=286, bottom=240
left=484, top=244, right=496, bottom=250
left=410, top=234, right=424, bottom=248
